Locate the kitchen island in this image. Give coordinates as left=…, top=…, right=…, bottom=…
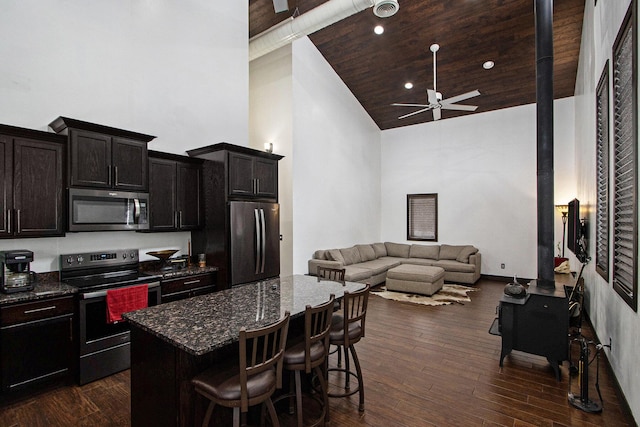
left=123, top=274, right=362, bottom=426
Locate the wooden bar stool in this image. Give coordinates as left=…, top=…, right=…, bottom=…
left=191, top=312, right=290, bottom=427
left=327, top=284, right=369, bottom=412
left=275, top=295, right=335, bottom=427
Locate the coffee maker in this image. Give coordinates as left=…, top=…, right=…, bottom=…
left=1, top=250, right=35, bottom=293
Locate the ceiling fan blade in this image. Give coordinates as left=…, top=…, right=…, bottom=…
left=440, top=104, right=478, bottom=111
left=398, top=107, right=432, bottom=120
left=427, top=89, right=439, bottom=105
left=440, top=90, right=481, bottom=105
left=392, top=103, right=430, bottom=108
left=273, top=0, right=289, bottom=13
left=432, top=108, right=441, bottom=121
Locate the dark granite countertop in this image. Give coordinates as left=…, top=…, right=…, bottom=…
left=143, top=265, right=218, bottom=280
left=0, top=281, right=77, bottom=306
left=124, top=275, right=363, bottom=356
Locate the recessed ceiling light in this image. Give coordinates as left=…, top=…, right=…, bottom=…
left=483, top=60, right=495, bottom=70
left=404, top=82, right=413, bottom=89
left=374, top=25, right=384, bottom=35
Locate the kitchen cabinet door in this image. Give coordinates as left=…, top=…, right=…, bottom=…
left=149, top=157, right=177, bottom=231
left=148, top=153, right=202, bottom=232
left=0, top=296, right=74, bottom=393
left=0, top=135, right=13, bottom=238
left=176, top=161, right=201, bottom=230
left=253, top=158, right=278, bottom=199
left=13, top=138, right=64, bottom=237
left=112, top=137, right=148, bottom=191
left=69, top=129, right=111, bottom=188
left=228, top=152, right=255, bottom=197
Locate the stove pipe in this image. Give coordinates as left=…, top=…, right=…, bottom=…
left=535, top=0, right=555, bottom=288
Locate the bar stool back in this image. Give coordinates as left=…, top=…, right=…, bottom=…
left=191, top=312, right=290, bottom=427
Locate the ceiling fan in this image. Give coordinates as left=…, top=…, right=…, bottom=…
left=392, top=44, right=481, bottom=121
left=272, top=0, right=289, bottom=13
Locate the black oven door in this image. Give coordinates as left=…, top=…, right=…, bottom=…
left=78, top=282, right=160, bottom=355
left=77, top=282, right=160, bottom=384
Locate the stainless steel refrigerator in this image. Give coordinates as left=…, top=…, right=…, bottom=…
left=229, top=201, right=280, bottom=286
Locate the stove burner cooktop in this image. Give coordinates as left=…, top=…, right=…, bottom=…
left=60, top=248, right=161, bottom=293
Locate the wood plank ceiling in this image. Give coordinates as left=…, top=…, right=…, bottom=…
left=249, top=0, right=585, bottom=131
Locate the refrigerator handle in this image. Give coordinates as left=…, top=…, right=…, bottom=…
left=254, top=209, right=261, bottom=274
left=260, top=209, right=266, bottom=273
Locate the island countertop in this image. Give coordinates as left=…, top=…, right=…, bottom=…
left=123, top=274, right=363, bottom=356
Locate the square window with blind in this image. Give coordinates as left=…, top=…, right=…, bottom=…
left=612, top=3, right=638, bottom=311
left=407, top=194, right=438, bottom=241
left=595, top=62, right=610, bottom=282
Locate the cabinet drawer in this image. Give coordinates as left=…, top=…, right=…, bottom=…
left=161, top=274, right=215, bottom=296
left=1, top=296, right=74, bottom=326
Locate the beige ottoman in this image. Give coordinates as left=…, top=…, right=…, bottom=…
left=386, top=264, right=445, bottom=296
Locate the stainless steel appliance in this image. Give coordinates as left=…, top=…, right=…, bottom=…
left=68, top=188, right=149, bottom=231
left=230, top=201, right=280, bottom=286
left=60, top=249, right=161, bottom=385
left=0, top=250, right=36, bottom=293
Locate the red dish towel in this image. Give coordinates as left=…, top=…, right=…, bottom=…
left=106, top=284, right=148, bottom=324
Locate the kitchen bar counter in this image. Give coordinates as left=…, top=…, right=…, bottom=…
left=0, top=281, right=77, bottom=306
left=125, top=275, right=363, bottom=426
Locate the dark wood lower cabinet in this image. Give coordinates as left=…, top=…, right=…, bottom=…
left=160, top=272, right=216, bottom=303
left=0, top=296, right=74, bottom=393
left=499, top=281, right=568, bottom=380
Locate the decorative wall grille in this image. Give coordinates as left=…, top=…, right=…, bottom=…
left=595, top=63, right=610, bottom=281
left=407, top=194, right=438, bottom=241
left=612, top=4, right=638, bottom=311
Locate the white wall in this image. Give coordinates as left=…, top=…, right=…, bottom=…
left=381, top=98, right=576, bottom=279
left=574, top=0, right=640, bottom=422
left=0, top=0, right=248, bottom=271
left=290, top=37, right=381, bottom=274
left=249, top=45, right=294, bottom=277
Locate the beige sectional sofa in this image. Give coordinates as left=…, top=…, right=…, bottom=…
left=308, top=242, right=481, bottom=285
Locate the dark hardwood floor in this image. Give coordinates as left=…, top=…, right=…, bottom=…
left=0, top=278, right=636, bottom=426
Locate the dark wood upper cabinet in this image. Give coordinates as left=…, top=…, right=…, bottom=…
left=147, top=151, right=202, bottom=232
left=0, top=124, right=65, bottom=239
left=189, top=145, right=281, bottom=201
left=49, top=117, right=154, bottom=191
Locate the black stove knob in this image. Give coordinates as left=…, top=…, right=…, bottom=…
left=66, top=256, right=73, bottom=265
left=77, top=255, right=84, bottom=264
left=130, top=252, right=136, bottom=259
left=122, top=253, right=127, bottom=259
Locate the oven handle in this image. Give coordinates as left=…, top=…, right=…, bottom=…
left=80, top=281, right=160, bottom=300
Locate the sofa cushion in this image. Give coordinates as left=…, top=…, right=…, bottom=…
left=314, top=250, right=328, bottom=260
left=433, top=260, right=476, bottom=273
left=344, top=266, right=373, bottom=282
left=340, top=247, right=362, bottom=266
left=356, top=244, right=376, bottom=262
left=409, top=244, right=440, bottom=260
left=439, top=244, right=465, bottom=260
left=385, top=242, right=410, bottom=258
left=402, top=258, right=438, bottom=267
left=456, top=246, right=479, bottom=263
left=372, top=243, right=387, bottom=258
left=357, top=259, right=400, bottom=276
left=326, top=249, right=345, bottom=265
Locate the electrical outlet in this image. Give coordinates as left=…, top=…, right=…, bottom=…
left=500, top=263, right=505, bottom=269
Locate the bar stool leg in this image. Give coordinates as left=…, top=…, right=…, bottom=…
left=349, top=345, right=365, bottom=412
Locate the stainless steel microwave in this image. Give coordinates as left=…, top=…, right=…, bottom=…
left=68, top=188, right=149, bottom=231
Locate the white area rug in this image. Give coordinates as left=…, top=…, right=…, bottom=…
left=371, top=284, right=479, bottom=306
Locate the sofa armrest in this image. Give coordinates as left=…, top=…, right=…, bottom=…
left=469, top=253, right=481, bottom=275
left=308, top=259, right=343, bottom=276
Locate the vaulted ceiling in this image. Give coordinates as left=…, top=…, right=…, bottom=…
left=249, top=0, right=585, bottom=130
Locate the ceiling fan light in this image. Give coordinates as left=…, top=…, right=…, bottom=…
left=373, top=0, right=399, bottom=18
